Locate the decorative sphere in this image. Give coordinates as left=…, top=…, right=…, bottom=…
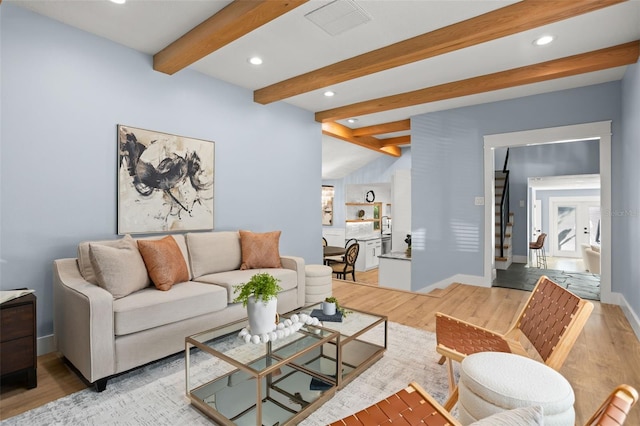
left=239, top=328, right=249, bottom=337
left=277, top=330, right=285, bottom=339
left=251, top=335, right=261, bottom=344
left=244, top=334, right=252, bottom=343
left=299, top=314, right=308, bottom=322
left=290, top=314, right=299, bottom=323
left=269, top=331, right=278, bottom=341
left=277, top=323, right=285, bottom=330
left=261, top=334, right=269, bottom=343
left=311, top=317, right=320, bottom=325
left=306, top=317, right=314, bottom=325
left=284, top=319, right=293, bottom=327
left=294, top=322, right=303, bottom=331
left=283, top=328, right=291, bottom=337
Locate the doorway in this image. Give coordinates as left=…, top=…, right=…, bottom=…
left=483, top=121, right=612, bottom=303
left=549, top=196, right=600, bottom=258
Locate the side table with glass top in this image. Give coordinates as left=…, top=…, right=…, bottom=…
left=186, top=318, right=339, bottom=426
left=285, top=304, right=387, bottom=389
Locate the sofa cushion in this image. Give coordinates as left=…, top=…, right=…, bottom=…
left=88, top=236, right=150, bottom=299
left=112, top=281, right=228, bottom=336
left=195, top=268, right=297, bottom=303
left=78, top=234, right=191, bottom=284
left=137, top=236, right=190, bottom=291
left=239, top=230, right=282, bottom=270
left=186, top=232, right=242, bottom=278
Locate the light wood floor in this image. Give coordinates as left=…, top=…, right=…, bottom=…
left=1, top=278, right=639, bottom=425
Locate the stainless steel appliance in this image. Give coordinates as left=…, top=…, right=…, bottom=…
left=381, top=234, right=391, bottom=254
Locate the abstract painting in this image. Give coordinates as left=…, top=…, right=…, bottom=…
left=117, top=125, right=214, bottom=234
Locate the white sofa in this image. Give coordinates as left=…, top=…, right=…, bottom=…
left=581, top=243, right=601, bottom=274
left=53, top=231, right=305, bottom=391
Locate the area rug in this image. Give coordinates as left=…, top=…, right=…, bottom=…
left=2, top=322, right=451, bottom=425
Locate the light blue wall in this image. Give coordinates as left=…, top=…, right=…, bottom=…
left=509, top=141, right=600, bottom=257
left=620, top=61, right=640, bottom=315
left=412, top=82, right=622, bottom=288
left=0, top=5, right=322, bottom=338
left=323, top=147, right=411, bottom=227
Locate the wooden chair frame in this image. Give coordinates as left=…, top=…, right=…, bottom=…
left=435, top=275, right=594, bottom=409
left=329, top=382, right=462, bottom=426
left=331, top=243, right=359, bottom=281
left=585, top=384, right=639, bottom=426
left=329, top=382, right=637, bottom=426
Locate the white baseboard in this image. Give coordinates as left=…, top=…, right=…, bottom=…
left=37, top=334, right=56, bottom=356
left=417, top=274, right=489, bottom=294
left=617, top=293, right=640, bottom=341
left=512, top=255, right=528, bottom=263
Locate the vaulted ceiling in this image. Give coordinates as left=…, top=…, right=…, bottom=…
left=10, top=0, right=640, bottom=178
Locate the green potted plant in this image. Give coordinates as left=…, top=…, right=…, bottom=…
left=233, top=273, right=282, bottom=335
left=323, top=296, right=349, bottom=318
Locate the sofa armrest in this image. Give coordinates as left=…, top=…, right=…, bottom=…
left=280, top=256, right=305, bottom=308
left=53, top=258, right=116, bottom=384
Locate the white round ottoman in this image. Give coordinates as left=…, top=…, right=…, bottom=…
left=304, top=264, right=332, bottom=304
left=458, top=352, right=575, bottom=426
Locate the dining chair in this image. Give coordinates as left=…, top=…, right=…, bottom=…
left=322, top=237, right=328, bottom=247
left=435, top=275, right=593, bottom=409
left=325, top=238, right=358, bottom=265
left=330, top=243, right=359, bottom=281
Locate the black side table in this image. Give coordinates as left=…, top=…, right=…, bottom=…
left=1, top=292, right=37, bottom=388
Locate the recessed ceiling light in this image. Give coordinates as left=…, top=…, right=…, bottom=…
left=110, top=0, right=126, bottom=4
left=324, top=91, right=335, bottom=97
left=533, top=35, right=554, bottom=46
left=347, top=118, right=358, bottom=123
left=248, top=57, right=263, bottom=65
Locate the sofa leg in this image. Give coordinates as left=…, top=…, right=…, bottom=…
left=94, top=378, right=108, bottom=392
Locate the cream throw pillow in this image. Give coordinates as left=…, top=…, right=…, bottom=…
left=239, top=230, right=282, bottom=270
left=89, top=236, right=150, bottom=299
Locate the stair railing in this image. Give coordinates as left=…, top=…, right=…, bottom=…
left=499, top=149, right=510, bottom=258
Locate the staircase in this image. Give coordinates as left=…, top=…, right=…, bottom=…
left=495, top=169, right=513, bottom=270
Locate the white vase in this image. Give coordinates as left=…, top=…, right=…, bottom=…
left=247, top=296, right=278, bottom=335
left=322, top=301, right=336, bottom=315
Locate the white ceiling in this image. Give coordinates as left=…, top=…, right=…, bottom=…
left=10, top=0, right=640, bottom=179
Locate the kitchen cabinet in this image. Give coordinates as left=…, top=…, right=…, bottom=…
left=355, top=238, right=382, bottom=271
left=345, top=202, right=381, bottom=230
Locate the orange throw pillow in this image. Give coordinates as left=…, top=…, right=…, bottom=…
left=137, top=236, right=189, bottom=291
left=239, top=230, right=282, bottom=270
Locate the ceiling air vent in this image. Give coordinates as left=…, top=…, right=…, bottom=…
left=304, top=0, right=372, bottom=36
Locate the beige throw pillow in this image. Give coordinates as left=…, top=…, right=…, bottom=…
left=239, top=230, right=282, bottom=270
left=89, top=236, right=150, bottom=299
left=137, top=236, right=189, bottom=291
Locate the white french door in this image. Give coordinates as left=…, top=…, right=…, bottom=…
left=549, top=197, right=600, bottom=258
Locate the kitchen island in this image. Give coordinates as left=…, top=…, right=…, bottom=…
left=378, top=251, right=411, bottom=291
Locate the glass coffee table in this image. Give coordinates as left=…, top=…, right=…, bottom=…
left=186, top=318, right=339, bottom=426
left=286, top=304, right=388, bottom=389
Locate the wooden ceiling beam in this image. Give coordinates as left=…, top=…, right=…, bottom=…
left=352, top=119, right=411, bottom=137
left=322, top=122, right=400, bottom=157
left=154, top=0, right=308, bottom=75
left=254, top=0, right=625, bottom=104
left=316, top=41, right=640, bottom=122
left=380, top=135, right=411, bottom=147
